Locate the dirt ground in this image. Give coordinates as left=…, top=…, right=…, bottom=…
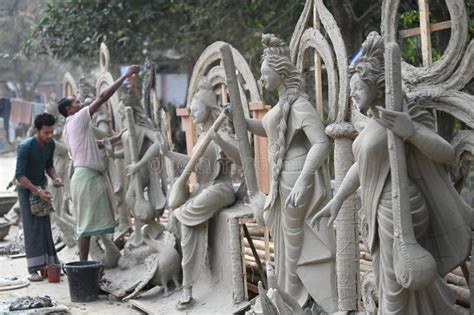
left=0, top=153, right=144, bottom=314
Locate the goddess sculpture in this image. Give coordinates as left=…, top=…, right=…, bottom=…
left=313, top=32, right=471, bottom=314
left=127, top=77, right=240, bottom=308
left=106, top=85, right=166, bottom=246
left=235, top=34, right=337, bottom=310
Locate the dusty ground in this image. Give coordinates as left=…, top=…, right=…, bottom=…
left=0, top=152, right=16, bottom=190
left=0, top=153, right=144, bottom=314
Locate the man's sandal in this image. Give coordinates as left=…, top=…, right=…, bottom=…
left=28, top=273, right=43, bottom=282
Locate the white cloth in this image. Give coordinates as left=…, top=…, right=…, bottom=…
left=63, top=107, right=104, bottom=172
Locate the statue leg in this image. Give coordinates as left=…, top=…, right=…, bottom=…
left=179, top=222, right=208, bottom=304
left=280, top=172, right=306, bottom=298
left=282, top=205, right=305, bottom=297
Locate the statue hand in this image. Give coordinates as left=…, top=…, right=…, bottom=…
left=284, top=176, right=312, bottom=209
left=376, top=106, right=415, bottom=139
left=103, top=138, right=114, bottom=156
left=223, top=103, right=233, bottom=121
left=126, top=163, right=140, bottom=176
left=310, top=197, right=343, bottom=231
left=53, top=177, right=64, bottom=188
left=249, top=191, right=266, bottom=226
left=169, top=178, right=188, bottom=210
left=156, top=133, right=169, bottom=155
left=117, top=128, right=127, bottom=138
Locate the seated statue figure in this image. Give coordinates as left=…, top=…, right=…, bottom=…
left=127, top=77, right=241, bottom=308
left=313, top=32, right=471, bottom=314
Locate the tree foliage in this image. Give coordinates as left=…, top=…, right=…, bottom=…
left=26, top=0, right=473, bottom=78
left=0, top=0, right=62, bottom=100
left=28, top=0, right=306, bottom=71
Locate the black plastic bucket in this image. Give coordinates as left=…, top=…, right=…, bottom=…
left=63, top=261, right=104, bottom=302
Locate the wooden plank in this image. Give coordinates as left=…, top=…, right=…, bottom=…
left=242, top=224, right=267, bottom=289
left=241, top=224, right=249, bottom=299
left=247, top=282, right=258, bottom=294
left=176, top=107, right=190, bottom=116
left=398, top=21, right=452, bottom=39
left=418, top=0, right=432, bottom=66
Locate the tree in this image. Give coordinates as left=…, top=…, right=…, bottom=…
left=0, top=0, right=64, bottom=100
left=27, top=1, right=306, bottom=71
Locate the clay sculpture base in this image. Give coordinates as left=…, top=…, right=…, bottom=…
left=130, top=202, right=252, bottom=314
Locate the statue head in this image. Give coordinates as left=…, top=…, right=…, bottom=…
left=349, top=32, right=385, bottom=115
left=189, top=77, right=219, bottom=125
left=119, top=84, right=149, bottom=126
left=77, top=77, right=96, bottom=106
left=260, top=33, right=302, bottom=91
left=45, top=93, right=59, bottom=117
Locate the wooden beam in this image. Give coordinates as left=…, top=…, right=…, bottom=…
left=243, top=223, right=268, bottom=289
left=398, top=20, right=451, bottom=39
left=418, top=0, right=432, bottom=66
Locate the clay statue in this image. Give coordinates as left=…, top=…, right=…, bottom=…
left=89, top=235, right=121, bottom=269
left=107, top=84, right=166, bottom=246
left=230, top=34, right=337, bottom=311
left=122, top=224, right=181, bottom=300
left=127, top=77, right=240, bottom=309
left=246, top=263, right=327, bottom=315
left=313, top=32, right=471, bottom=314
left=45, top=94, right=70, bottom=217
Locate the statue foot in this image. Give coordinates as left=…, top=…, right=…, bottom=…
left=127, top=232, right=144, bottom=248
left=117, top=223, right=130, bottom=234
left=176, top=287, right=193, bottom=310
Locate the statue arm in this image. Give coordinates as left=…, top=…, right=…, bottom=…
left=246, top=118, right=266, bottom=137
left=311, top=162, right=359, bottom=227
left=132, top=142, right=161, bottom=171
left=408, top=122, right=454, bottom=164
left=213, top=132, right=241, bottom=166
left=377, top=106, right=453, bottom=164
left=144, top=129, right=158, bottom=142
left=334, top=162, right=360, bottom=202
left=299, top=124, right=331, bottom=182
left=285, top=103, right=332, bottom=208
left=54, top=140, right=68, bottom=155
left=165, top=151, right=190, bottom=174
left=93, top=126, right=108, bottom=139
left=298, top=104, right=331, bottom=181
left=128, top=139, right=190, bottom=175
left=108, top=148, right=124, bottom=159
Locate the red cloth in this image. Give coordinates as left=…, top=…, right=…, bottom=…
left=10, top=99, right=32, bottom=124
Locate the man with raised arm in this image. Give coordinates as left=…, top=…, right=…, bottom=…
left=58, top=65, right=140, bottom=260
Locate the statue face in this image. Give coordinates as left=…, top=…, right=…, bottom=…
left=350, top=73, right=375, bottom=115
left=190, top=98, right=210, bottom=124
left=260, top=60, right=282, bottom=91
